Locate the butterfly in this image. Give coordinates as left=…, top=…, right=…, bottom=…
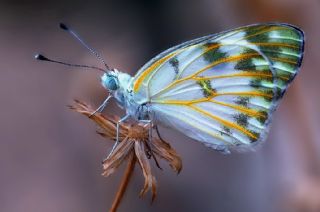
left=36, top=23, right=304, bottom=155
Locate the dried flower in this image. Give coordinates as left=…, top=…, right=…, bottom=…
left=69, top=100, right=182, bottom=211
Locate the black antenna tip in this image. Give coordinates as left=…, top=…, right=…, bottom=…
left=59, top=23, right=69, bottom=31
left=35, top=54, right=49, bottom=61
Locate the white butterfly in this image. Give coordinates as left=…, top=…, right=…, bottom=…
left=37, top=23, right=304, bottom=156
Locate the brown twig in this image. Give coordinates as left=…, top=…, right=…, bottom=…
left=110, top=153, right=136, bottom=212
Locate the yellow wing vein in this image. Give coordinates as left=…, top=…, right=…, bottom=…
left=194, top=71, right=273, bottom=80
left=161, top=107, right=230, bottom=145
left=250, top=42, right=299, bottom=49
left=153, top=98, right=266, bottom=119
left=208, top=99, right=266, bottom=118
left=188, top=105, right=258, bottom=139
left=215, top=91, right=273, bottom=98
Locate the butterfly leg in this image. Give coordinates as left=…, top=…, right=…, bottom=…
left=139, top=118, right=162, bottom=169
left=90, top=94, right=112, bottom=117
left=155, top=125, right=167, bottom=144
left=106, top=114, right=130, bottom=159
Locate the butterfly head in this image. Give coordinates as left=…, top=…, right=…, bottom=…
left=101, top=69, right=120, bottom=91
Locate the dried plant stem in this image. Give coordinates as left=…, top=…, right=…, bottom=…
left=110, top=154, right=136, bottom=212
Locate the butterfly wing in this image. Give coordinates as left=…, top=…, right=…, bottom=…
left=132, top=23, right=304, bottom=153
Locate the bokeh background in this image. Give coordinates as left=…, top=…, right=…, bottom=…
left=1, top=0, right=320, bottom=211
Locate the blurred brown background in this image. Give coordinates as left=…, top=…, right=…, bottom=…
left=1, top=0, right=319, bottom=211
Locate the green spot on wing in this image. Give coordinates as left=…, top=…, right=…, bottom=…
left=235, top=97, right=250, bottom=107
left=256, top=111, right=268, bottom=125
left=169, top=57, right=179, bottom=74
left=220, top=126, right=232, bottom=136
left=243, top=25, right=268, bottom=37
left=233, top=113, right=249, bottom=127
left=248, top=130, right=260, bottom=143
left=234, top=58, right=256, bottom=70
left=274, top=87, right=285, bottom=100
left=250, top=79, right=262, bottom=88
left=203, top=43, right=228, bottom=63
left=245, top=26, right=270, bottom=43
left=234, top=50, right=264, bottom=70
left=197, top=79, right=216, bottom=97
left=262, top=89, right=274, bottom=101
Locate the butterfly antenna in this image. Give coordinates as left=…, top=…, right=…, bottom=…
left=34, top=54, right=107, bottom=73
left=59, top=23, right=111, bottom=70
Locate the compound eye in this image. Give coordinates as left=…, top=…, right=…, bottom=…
left=107, top=76, right=119, bottom=90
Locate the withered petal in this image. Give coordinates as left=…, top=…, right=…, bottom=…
left=69, top=100, right=128, bottom=140
left=102, top=137, right=135, bottom=177
left=151, top=138, right=182, bottom=174
left=134, top=141, right=157, bottom=201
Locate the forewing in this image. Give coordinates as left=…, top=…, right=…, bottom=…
left=133, top=23, right=304, bottom=152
